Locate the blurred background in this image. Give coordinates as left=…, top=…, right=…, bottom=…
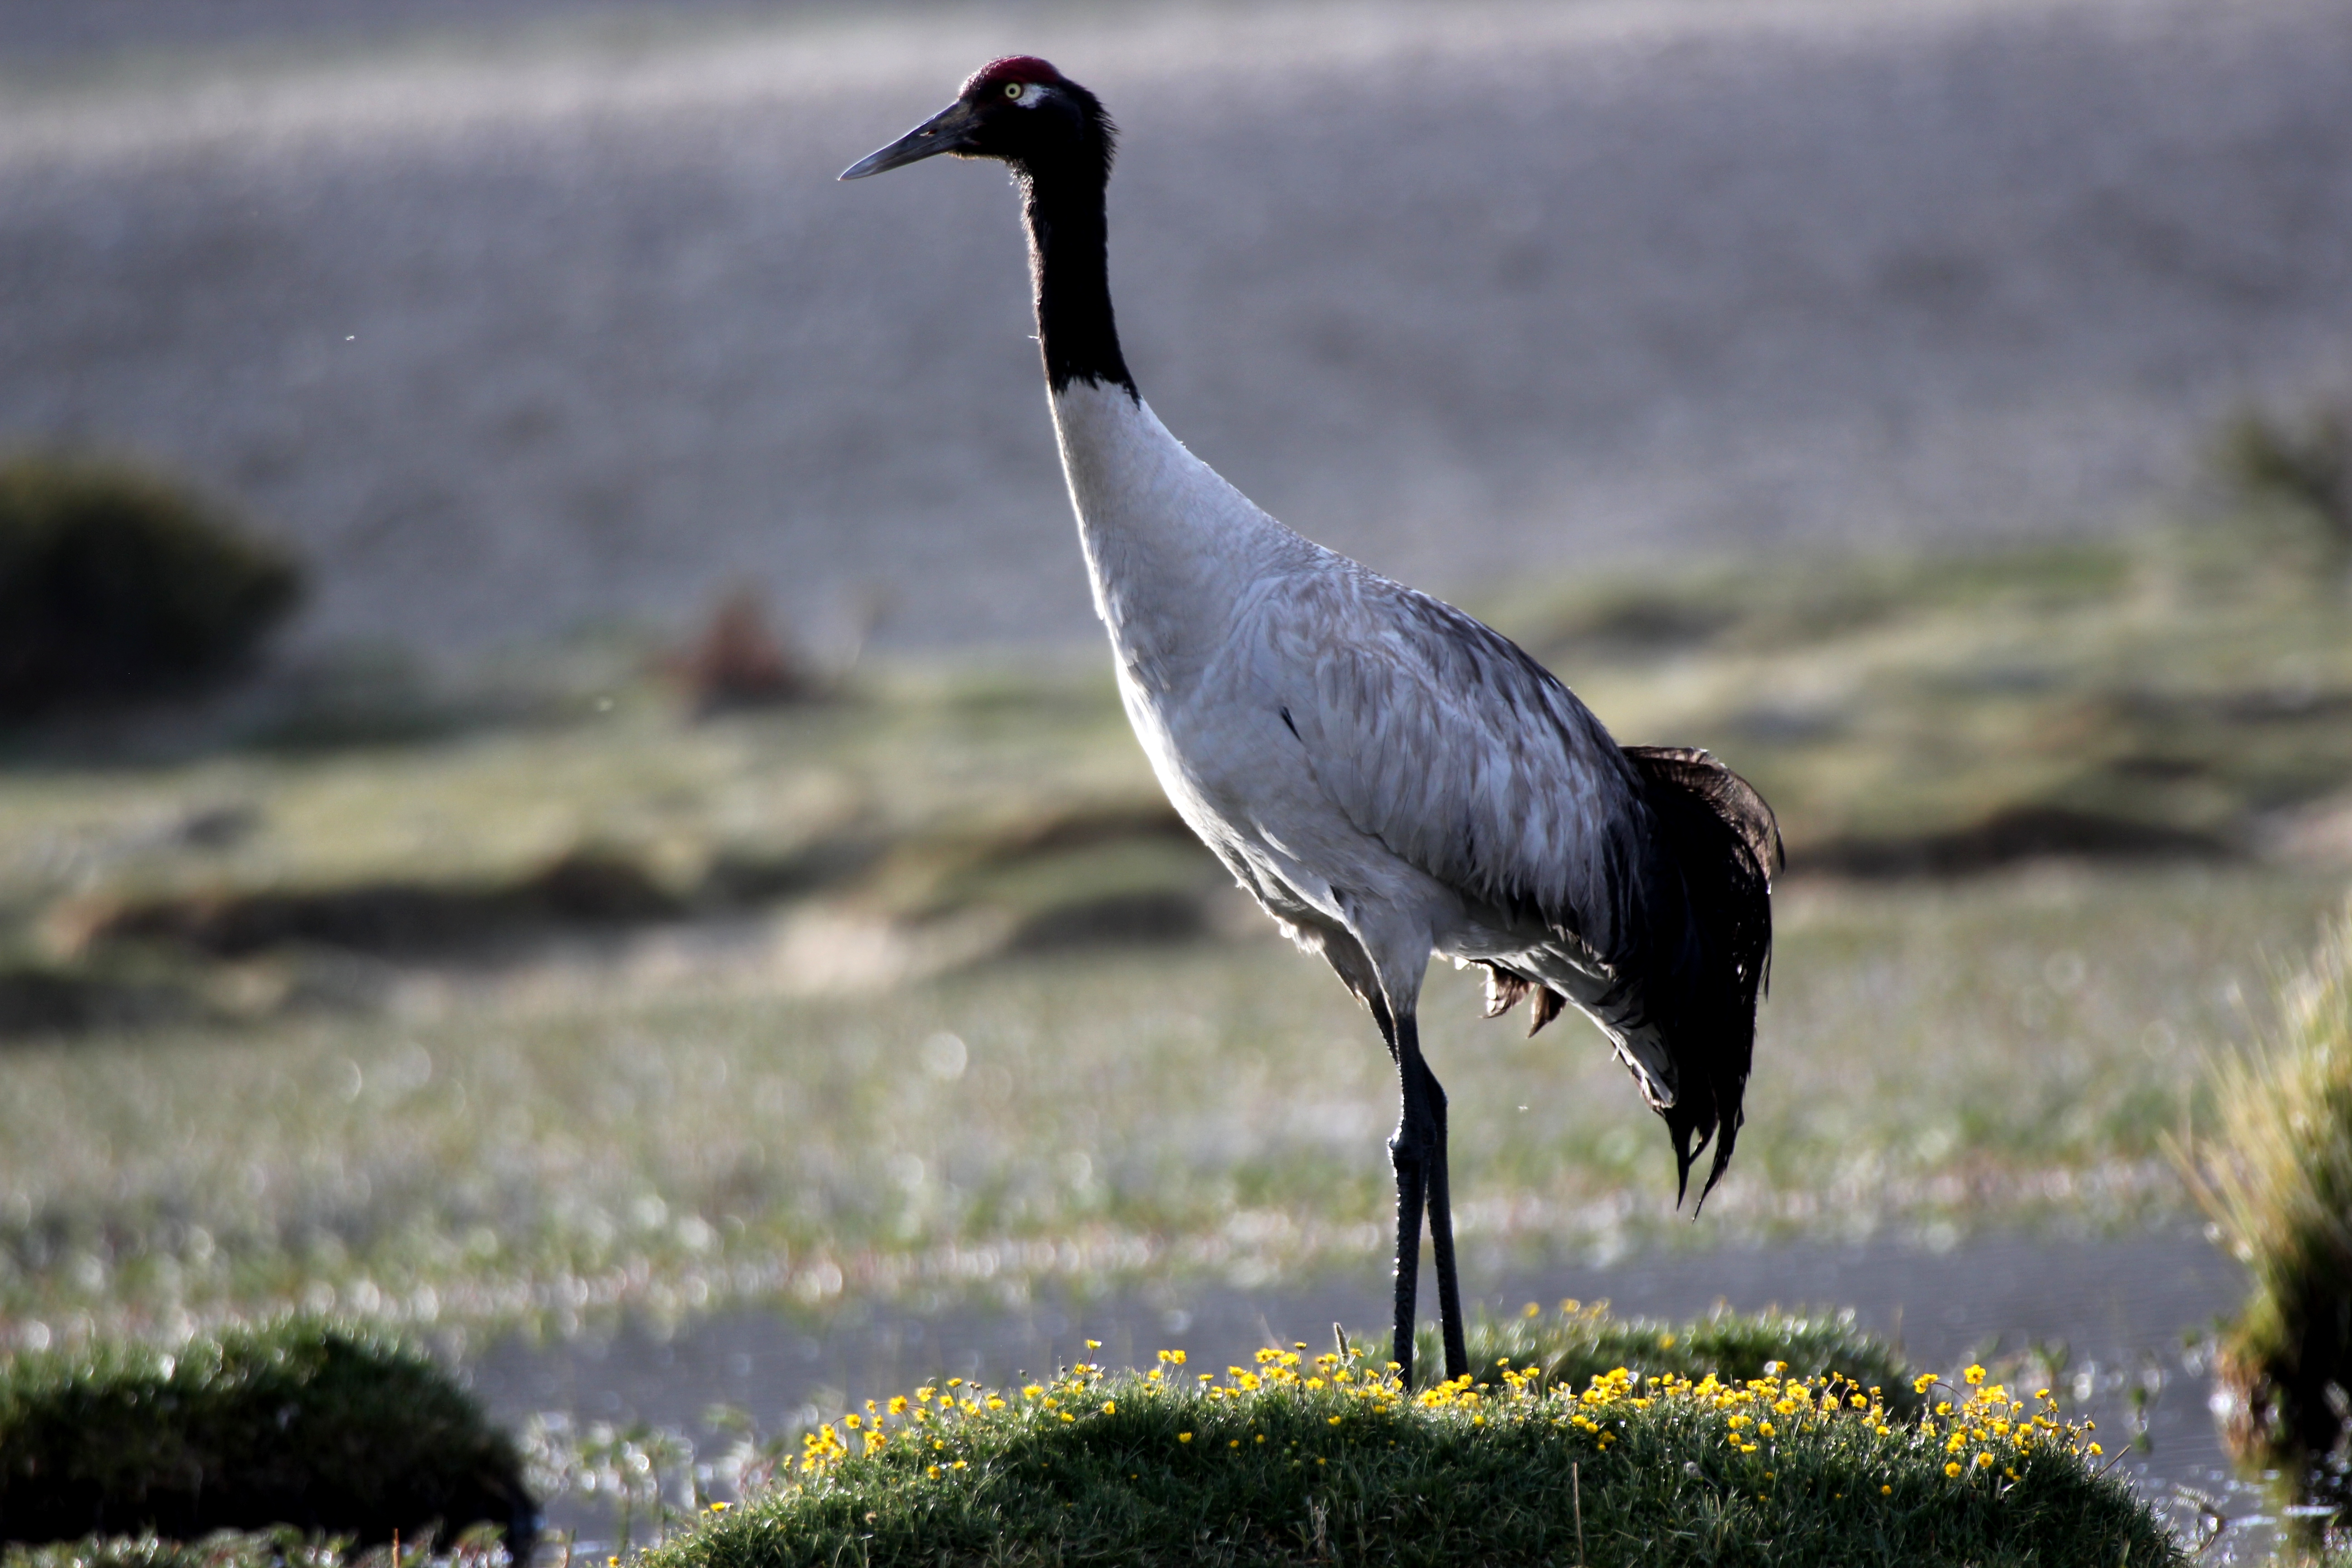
left=6, top=0, right=2349, bottom=654
left=5, top=0, right=2352, bottom=1540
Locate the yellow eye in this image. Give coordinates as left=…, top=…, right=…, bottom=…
left=1004, top=81, right=1024, bottom=98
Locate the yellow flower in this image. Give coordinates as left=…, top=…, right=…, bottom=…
left=1229, top=1440, right=1240, bottom=1449
left=1328, top=1416, right=1343, bottom=1427
left=1178, top=1433, right=1193, bottom=1443
left=1945, top=1462, right=1963, bottom=1479
left=1880, top=1485, right=1892, bottom=1496
left=2089, top=1443, right=2103, bottom=1456
left=1964, top=1365, right=1986, bottom=1386
left=951, top=1460, right=967, bottom=1470
left=710, top=1502, right=729, bottom=1512
left=926, top=1465, right=941, bottom=1478
left=1975, top=1452, right=1994, bottom=1469
left=1101, top=1400, right=1116, bottom=1414
left=888, top=1396, right=909, bottom=1415
left=1024, top=1385, right=1045, bottom=1399
left=985, top=1397, right=1006, bottom=1411
left=1255, top=1433, right=1267, bottom=1444
left=1913, top=1373, right=1938, bottom=1394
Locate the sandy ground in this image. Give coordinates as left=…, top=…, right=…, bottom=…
left=0, top=0, right=2347, bottom=654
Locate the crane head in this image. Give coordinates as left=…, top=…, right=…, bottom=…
left=839, top=57, right=1114, bottom=183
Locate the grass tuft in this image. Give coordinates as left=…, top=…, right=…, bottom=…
left=2177, top=904, right=2352, bottom=1513
left=653, top=1345, right=2167, bottom=1568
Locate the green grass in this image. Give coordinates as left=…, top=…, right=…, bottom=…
left=647, top=1346, right=2168, bottom=1567
left=1480, top=526, right=2352, bottom=859
left=4, top=524, right=2352, bottom=1341
left=10, top=522, right=2352, bottom=988
left=0, top=865, right=2335, bottom=1343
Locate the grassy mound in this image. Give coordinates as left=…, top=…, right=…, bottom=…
left=658, top=1347, right=2168, bottom=1568
left=0, top=1318, right=534, bottom=1557
left=2180, top=904, right=2352, bottom=1512
left=0, top=451, right=300, bottom=719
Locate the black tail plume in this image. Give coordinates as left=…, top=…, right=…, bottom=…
left=1622, top=745, right=1779, bottom=1209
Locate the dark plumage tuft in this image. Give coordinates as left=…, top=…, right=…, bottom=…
left=1622, top=745, right=1779, bottom=1210
left=1477, top=964, right=1566, bottom=1036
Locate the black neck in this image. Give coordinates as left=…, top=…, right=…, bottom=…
left=1018, top=159, right=1136, bottom=398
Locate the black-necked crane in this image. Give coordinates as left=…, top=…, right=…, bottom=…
left=843, top=57, right=1781, bottom=1387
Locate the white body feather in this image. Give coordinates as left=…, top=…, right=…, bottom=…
left=1051, top=381, right=1680, bottom=1107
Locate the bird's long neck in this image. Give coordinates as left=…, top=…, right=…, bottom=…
left=1023, top=152, right=1298, bottom=693
left=1019, top=159, right=1133, bottom=396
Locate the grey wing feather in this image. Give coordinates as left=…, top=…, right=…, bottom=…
left=1264, top=567, right=1648, bottom=958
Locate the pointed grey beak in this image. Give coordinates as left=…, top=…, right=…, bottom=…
left=839, top=98, right=984, bottom=180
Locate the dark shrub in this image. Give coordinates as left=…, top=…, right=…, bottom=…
left=0, top=1319, right=536, bottom=1560
left=2213, top=402, right=2352, bottom=549
left=0, top=453, right=301, bottom=718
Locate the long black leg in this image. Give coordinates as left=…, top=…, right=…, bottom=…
left=1408, top=1033, right=1470, bottom=1384
left=1372, top=998, right=1426, bottom=1387
left=1388, top=1103, right=1428, bottom=1386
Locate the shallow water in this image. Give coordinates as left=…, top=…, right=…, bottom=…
left=465, top=1226, right=2288, bottom=1557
